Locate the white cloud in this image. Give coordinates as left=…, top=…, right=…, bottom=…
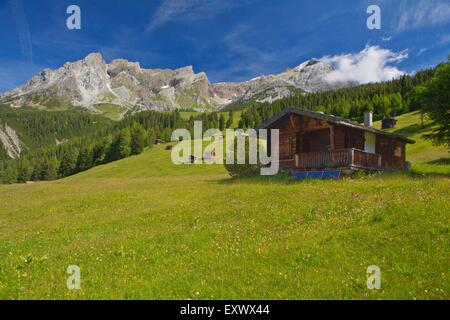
left=417, top=48, right=428, bottom=56
left=8, top=0, right=33, bottom=63
left=147, top=0, right=246, bottom=32
left=396, top=0, right=450, bottom=32
left=321, top=46, right=408, bottom=85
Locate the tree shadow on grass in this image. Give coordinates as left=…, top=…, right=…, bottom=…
left=427, top=158, right=450, bottom=166
left=381, top=168, right=450, bottom=178
left=214, top=169, right=450, bottom=185
left=215, top=173, right=291, bottom=186
left=390, top=123, right=433, bottom=136
left=410, top=171, right=450, bottom=178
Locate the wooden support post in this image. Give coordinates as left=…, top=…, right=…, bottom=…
left=349, top=148, right=354, bottom=166
left=329, top=126, right=335, bottom=150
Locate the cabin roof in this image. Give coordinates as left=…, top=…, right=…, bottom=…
left=256, top=108, right=415, bottom=144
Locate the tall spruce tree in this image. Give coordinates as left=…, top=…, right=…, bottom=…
left=76, top=146, right=94, bottom=172
left=17, top=158, right=33, bottom=182
left=59, top=148, right=78, bottom=177
left=117, top=128, right=132, bottom=159
left=219, top=114, right=225, bottom=131
left=148, top=128, right=157, bottom=147
left=226, top=111, right=234, bottom=128
left=131, top=123, right=146, bottom=155
left=38, top=157, right=58, bottom=181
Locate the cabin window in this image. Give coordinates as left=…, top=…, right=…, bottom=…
left=394, top=146, right=402, bottom=158
left=364, top=132, right=376, bottom=154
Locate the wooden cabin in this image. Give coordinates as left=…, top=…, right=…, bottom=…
left=257, top=109, right=415, bottom=172
left=381, top=118, right=397, bottom=129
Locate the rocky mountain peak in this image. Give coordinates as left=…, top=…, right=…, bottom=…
left=174, top=66, right=195, bottom=77
left=108, top=59, right=142, bottom=78
left=0, top=52, right=349, bottom=117
left=83, top=52, right=106, bottom=65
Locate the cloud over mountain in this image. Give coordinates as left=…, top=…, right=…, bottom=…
left=321, top=46, right=408, bottom=85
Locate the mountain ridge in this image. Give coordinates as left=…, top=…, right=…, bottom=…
left=0, top=52, right=345, bottom=117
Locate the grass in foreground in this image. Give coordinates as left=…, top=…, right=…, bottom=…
left=0, top=148, right=448, bottom=299
left=0, top=112, right=448, bottom=299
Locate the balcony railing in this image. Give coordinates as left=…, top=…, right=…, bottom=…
left=297, top=148, right=382, bottom=170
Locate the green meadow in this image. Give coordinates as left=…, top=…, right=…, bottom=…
left=0, top=112, right=448, bottom=299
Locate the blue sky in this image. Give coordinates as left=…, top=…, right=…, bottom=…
left=0, top=0, right=449, bottom=92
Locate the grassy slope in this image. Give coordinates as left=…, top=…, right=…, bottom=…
left=93, top=103, right=128, bottom=121
left=373, top=111, right=450, bottom=174
left=0, top=112, right=448, bottom=300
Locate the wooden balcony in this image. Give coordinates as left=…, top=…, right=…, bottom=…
left=296, top=148, right=382, bottom=170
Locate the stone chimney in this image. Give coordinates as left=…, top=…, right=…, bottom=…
left=364, top=111, right=373, bottom=127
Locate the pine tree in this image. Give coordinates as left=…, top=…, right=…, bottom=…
left=226, top=111, right=233, bottom=128
left=148, top=128, right=157, bottom=147
left=92, top=135, right=112, bottom=165
left=117, top=128, right=132, bottom=159
left=38, top=157, right=58, bottom=181
left=3, top=162, right=17, bottom=184
left=212, top=112, right=219, bottom=128
left=17, top=158, right=33, bottom=182
left=130, top=123, right=146, bottom=155
left=0, top=164, right=4, bottom=184
left=379, top=95, right=393, bottom=118
left=390, top=93, right=403, bottom=116
left=59, top=148, right=78, bottom=177
left=76, top=146, right=93, bottom=172
left=219, top=114, right=225, bottom=131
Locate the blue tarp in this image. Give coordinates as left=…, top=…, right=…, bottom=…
left=292, top=170, right=341, bottom=180
left=292, top=172, right=308, bottom=179
left=322, top=170, right=341, bottom=179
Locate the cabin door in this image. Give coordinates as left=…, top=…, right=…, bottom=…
left=376, top=136, right=390, bottom=169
